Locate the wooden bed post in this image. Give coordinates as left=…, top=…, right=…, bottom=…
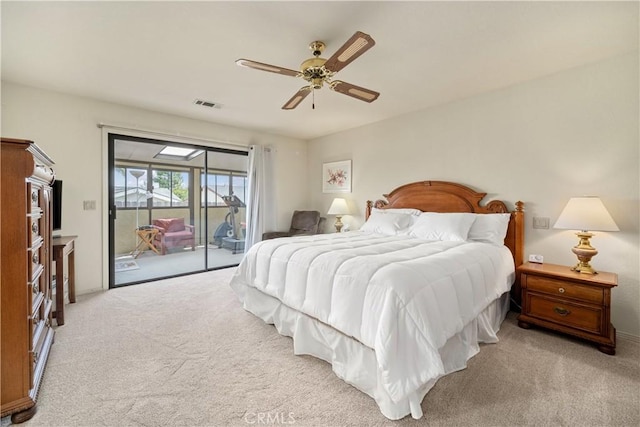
left=511, top=200, right=525, bottom=310
left=512, top=201, right=525, bottom=267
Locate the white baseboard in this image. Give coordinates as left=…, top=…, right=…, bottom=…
left=617, top=330, right=640, bottom=343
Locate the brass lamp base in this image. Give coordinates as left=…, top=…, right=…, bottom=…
left=334, top=215, right=344, bottom=233
left=571, top=231, right=598, bottom=274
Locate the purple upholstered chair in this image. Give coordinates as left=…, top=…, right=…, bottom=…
left=152, top=218, right=195, bottom=255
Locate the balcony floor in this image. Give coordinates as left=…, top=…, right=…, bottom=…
left=114, top=245, right=243, bottom=286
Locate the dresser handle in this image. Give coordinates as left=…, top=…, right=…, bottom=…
left=31, top=192, right=38, bottom=203
left=32, top=222, right=39, bottom=234
left=558, top=287, right=565, bottom=293
left=554, top=307, right=571, bottom=316
left=32, top=253, right=39, bottom=264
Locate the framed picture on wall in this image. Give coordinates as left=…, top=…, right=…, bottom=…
left=322, top=160, right=352, bottom=193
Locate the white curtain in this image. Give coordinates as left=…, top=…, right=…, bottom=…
left=245, top=145, right=275, bottom=251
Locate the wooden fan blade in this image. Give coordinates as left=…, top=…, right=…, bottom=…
left=330, top=81, right=379, bottom=103
left=236, top=59, right=299, bottom=77
left=323, top=31, right=375, bottom=73
left=282, top=87, right=311, bottom=110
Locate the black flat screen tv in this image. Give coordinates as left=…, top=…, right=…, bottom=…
left=52, top=179, right=62, bottom=232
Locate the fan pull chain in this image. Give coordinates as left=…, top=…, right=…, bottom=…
left=312, top=89, right=315, bottom=110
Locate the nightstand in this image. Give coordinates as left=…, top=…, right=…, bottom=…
left=517, top=262, right=617, bottom=355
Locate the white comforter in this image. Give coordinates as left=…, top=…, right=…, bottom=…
left=230, top=231, right=514, bottom=405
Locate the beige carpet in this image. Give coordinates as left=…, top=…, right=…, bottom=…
left=5, top=268, right=639, bottom=426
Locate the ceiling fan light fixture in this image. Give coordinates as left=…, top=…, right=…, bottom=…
left=237, top=31, right=379, bottom=110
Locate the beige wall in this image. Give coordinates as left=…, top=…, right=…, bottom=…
left=2, top=52, right=637, bottom=337
left=1, top=82, right=309, bottom=294
left=308, top=53, right=639, bottom=337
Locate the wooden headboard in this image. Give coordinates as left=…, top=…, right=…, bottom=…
left=365, top=181, right=525, bottom=267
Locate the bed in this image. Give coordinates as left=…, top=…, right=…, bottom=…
left=230, top=181, right=524, bottom=420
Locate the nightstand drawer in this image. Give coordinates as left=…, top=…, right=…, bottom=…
left=527, top=275, right=603, bottom=304
left=527, top=294, right=602, bottom=334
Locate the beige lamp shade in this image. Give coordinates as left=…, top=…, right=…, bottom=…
left=553, top=197, right=619, bottom=232
left=327, top=198, right=350, bottom=216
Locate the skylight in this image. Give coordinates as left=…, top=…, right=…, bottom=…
left=154, top=146, right=204, bottom=161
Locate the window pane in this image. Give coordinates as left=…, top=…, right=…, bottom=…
left=232, top=175, right=247, bottom=204
left=153, top=169, right=190, bottom=207
left=114, top=167, right=126, bottom=207
left=152, top=170, right=171, bottom=207
left=173, top=172, right=189, bottom=207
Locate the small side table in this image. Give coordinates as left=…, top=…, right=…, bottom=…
left=133, top=227, right=160, bottom=258
left=52, top=235, right=77, bottom=326
left=517, top=262, right=617, bottom=355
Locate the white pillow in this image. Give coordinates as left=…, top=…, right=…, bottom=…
left=372, top=207, right=422, bottom=216
left=408, top=212, right=476, bottom=241
left=360, top=210, right=415, bottom=235
left=467, top=213, right=511, bottom=245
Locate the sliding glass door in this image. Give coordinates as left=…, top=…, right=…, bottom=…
left=108, top=134, right=247, bottom=288
left=202, top=150, right=248, bottom=263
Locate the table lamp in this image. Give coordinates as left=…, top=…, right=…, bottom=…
left=327, top=198, right=350, bottom=233
left=553, top=196, right=619, bottom=274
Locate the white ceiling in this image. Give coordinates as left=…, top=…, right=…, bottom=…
left=2, top=1, right=637, bottom=141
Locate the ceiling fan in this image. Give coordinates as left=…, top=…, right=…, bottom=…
left=236, top=31, right=380, bottom=110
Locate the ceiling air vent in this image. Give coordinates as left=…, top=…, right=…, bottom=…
left=193, top=99, right=222, bottom=109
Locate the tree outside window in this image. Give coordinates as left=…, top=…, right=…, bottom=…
left=153, top=170, right=189, bottom=207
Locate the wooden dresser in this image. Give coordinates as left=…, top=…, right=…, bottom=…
left=517, top=262, right=617, bottom=355
left=1, top=138, right=56, bottom=423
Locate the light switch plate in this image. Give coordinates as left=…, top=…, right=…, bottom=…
left=532, top=217, right=550, bottom=229
left=529, top=254, right=544, bottom=264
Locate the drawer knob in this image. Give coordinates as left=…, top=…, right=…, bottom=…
left=558, top=287, right=565, bottom=293
left=554, top=307, right=571, bottom=316
left=31, top=192, right=38, bottom=203
left=32, top=222, right=39, bottom=234
left=32, top=253, right=39, bottom=264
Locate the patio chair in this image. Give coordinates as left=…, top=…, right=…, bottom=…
left=152, top=217, right=195, bottom=255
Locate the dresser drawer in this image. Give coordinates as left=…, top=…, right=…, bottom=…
left=30, top=186, right=40, bottom=210
left=29, top=215, right=43, bottom=247
left=32, top=320, right=47, bottom=363
left=29, top=243, right=44, bottom=284
left=31, top=313, right=43, bottom=349
left=31, top=291, right=44, bottom=330
left=527, top=294, right=602, bottom=334
left=526, top=275, right=603, bottom=304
